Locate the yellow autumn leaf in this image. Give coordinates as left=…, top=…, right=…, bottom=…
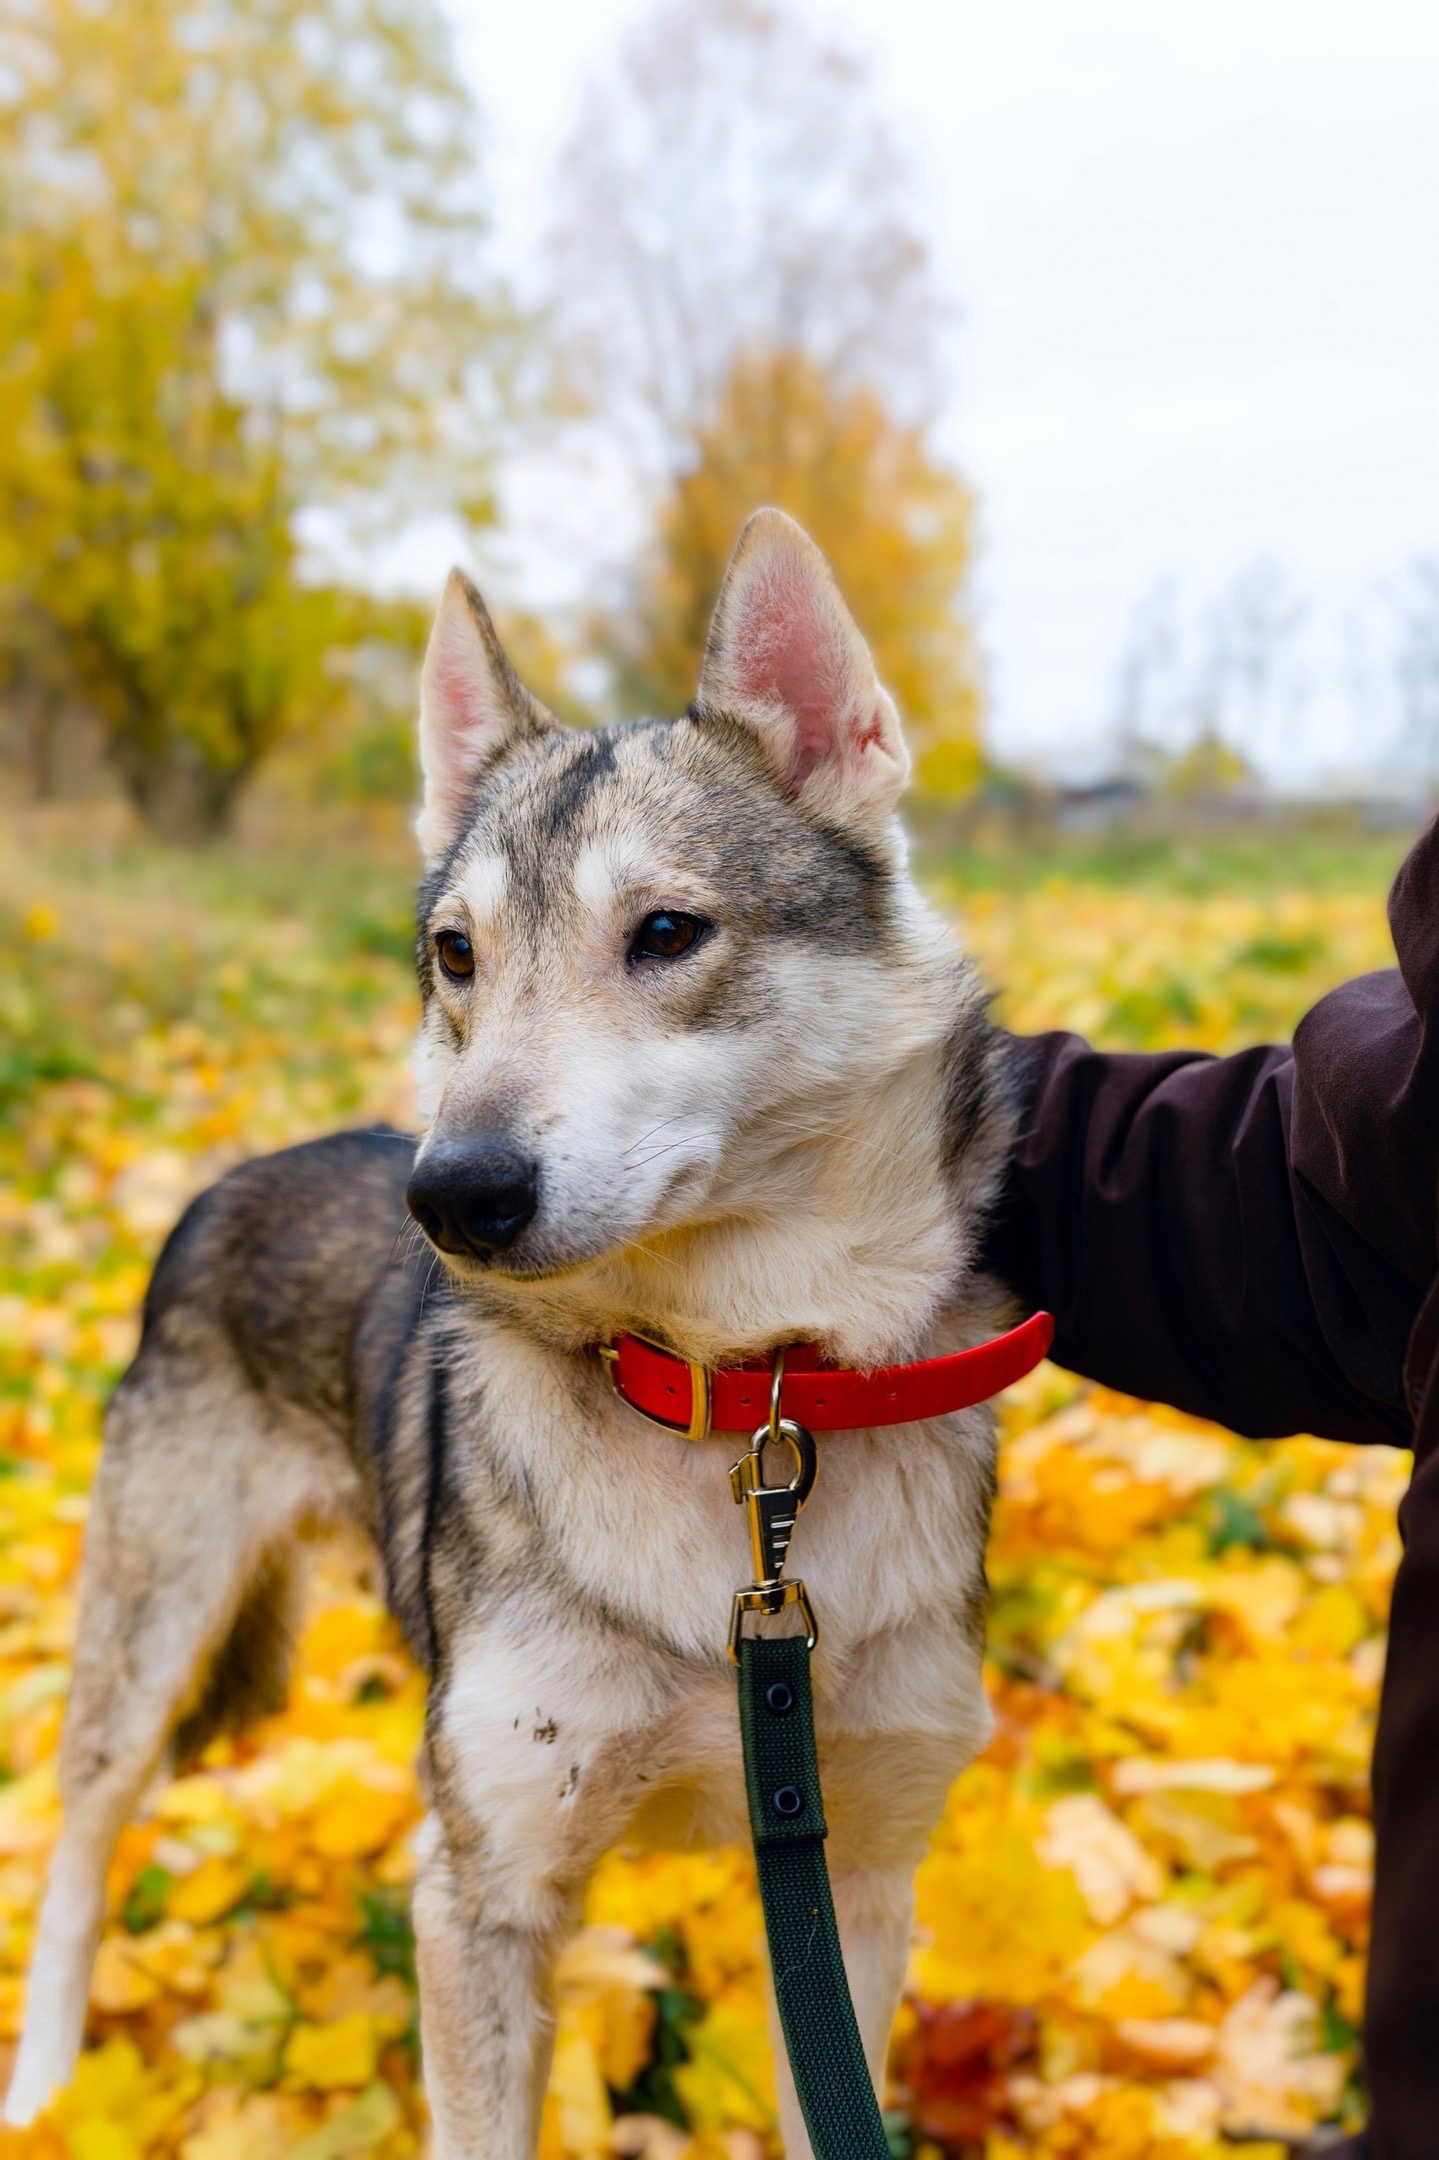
left=673, top=1996, right=777, bottom=2134
left=165, top=1857, right=250, bottom=1925
left=90, top=1936, right=163, bottom=2013
left=602, top=1994, right=656, bottom=2095
left=300, top=1603, right=389, bottom=1683
left=915, top=1823, right=1093, bottom=2004
left=289, top=2082, right=402, bottom=2160
left=1289, top=1584, right=1369, bottom=1657
left=1269, top=1897, right=1343, bottom=1982
left=0, top=1763, right=60, bottom=1855
left=548, top=2014, right=612, bottom=2160
left=124, top=1921, right=225, bottom=1997
left=47, top=2039, right=201, bottom=2154
left=1211, top=1559, right=1308, bottom=1642
left=307, top=1783, right=411, bottom=1860
left=67, top=2122, right=141, bottom=2160
left=283, top=2015, right=380, bottom=2091
left=536, top=2089, right=567, bottom=2160
left=155, top=1778, right=233, bottom=1827
left=179, top=2091, right=300, bottom=2160
left=210, top=1941, right=292, bottom=2025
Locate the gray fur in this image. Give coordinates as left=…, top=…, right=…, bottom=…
left=7, top=514, right=1020, bottom=2154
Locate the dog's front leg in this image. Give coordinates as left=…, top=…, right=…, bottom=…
left=413, top=1616, right=667, bottom=2159
left=834, top=1861, right=916, bottom=2093
left=764, top=1860, right=915, bottom=2160
left=412, top=1810, right=572, bottom=2160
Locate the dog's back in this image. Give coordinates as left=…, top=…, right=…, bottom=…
left=145, top=1127, right=417, bottom=1441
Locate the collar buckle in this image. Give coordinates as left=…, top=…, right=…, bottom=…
left=599, top=1333, right=713, bottom=1441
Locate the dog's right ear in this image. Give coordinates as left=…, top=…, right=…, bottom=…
left=417, top=570, right=556, bottom=859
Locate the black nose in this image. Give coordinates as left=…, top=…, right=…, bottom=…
left=406, top=1137, right=539, bottom=1258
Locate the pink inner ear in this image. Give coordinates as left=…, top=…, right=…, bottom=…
left=729, top=560, right=851, bottom=787
left=432, top=650, right=483, bottom=737
left=426, top=625, right=506, bottom=807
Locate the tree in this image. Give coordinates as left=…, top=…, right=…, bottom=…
left=0, top=0, right=516, bottom=830
left=0, top=242, right=338, bottom=830
left=612, top=349, right=981, bottom=793
left=1110, top=561, right=1306, bottom=787
left=1112, top=577, right=1182, bottom=774
left=547, top=0, right=945, bottom=472
left=548, top=0, right=979, bottom=791
left=1191, top=560, right=1307, bottom=761
left=1392, top=558, right=1439, bottom=780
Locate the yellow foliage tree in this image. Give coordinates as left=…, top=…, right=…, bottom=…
left=613, top=349, right=982, bottom=795
left=0, top=241, right=342, bottom=829
left=0, top=0, right=513, bottom=831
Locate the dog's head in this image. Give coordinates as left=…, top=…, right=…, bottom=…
left=405, top=510, right=959, bottom=1303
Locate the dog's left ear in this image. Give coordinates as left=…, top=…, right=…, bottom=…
left=696, top=509, right=909, bottom=827
left=417, top=569, right=557, bottom=859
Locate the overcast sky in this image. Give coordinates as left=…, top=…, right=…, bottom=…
left=448, top=0, right=1439, bottom=783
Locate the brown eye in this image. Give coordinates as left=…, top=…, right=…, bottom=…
left=629, top=911, right=708, bottom=963
left=436, top=930, right=474, bottom=980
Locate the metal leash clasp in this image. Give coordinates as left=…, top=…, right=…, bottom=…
left=727, top=1348, right=819, bottom=1664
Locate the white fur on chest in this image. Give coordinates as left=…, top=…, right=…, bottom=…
left=431, top=1323, right=997, bottom=1906
left=422, top=1030, right=1008, bottom=1912
left=447, top=1316, right=994, bottom=1665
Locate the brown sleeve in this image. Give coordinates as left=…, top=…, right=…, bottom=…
left=979, top=819, right=1439, bottom=1447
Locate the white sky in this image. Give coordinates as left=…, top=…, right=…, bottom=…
left=448, top=0, right=1439, bottom=782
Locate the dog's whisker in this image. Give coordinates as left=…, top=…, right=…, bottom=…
left=392, top=1216, right=432, bottom=1271
left=620, top=1116, right=687, bottom=1164
left=622, top=1139, right=693, bottom=1174
left=416, top=1248, right=443, bottom=1321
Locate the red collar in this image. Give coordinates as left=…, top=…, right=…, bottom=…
left=599, top=1309, right=1054, bottom=1440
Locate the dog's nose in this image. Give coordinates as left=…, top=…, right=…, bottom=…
left=406, top=1137, right=539, bottom=1258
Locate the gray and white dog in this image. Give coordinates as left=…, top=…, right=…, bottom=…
left=7, top=511, right=1017, bottom=2154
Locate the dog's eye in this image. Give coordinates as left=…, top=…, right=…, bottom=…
left=629, top=911, right=707, bottom=964
left=435, top=931, right=474, bottom=980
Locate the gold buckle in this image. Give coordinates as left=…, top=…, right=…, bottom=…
left=598, top=1334, right=713, bottom=1442
left=728, top=1578, right=818, bottom=1665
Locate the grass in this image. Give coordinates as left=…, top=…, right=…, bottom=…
left=913, top=804, right=1421, bottom=899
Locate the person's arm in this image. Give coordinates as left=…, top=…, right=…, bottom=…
left=979, top=817, right=1439, bottom=1449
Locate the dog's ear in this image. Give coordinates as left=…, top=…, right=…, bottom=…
left=696, top=509, right=909, bottom=826
left=417, top=570, right=557, bottom=859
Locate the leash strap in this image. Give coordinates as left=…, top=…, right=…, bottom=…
left=737, top=1634, right=891, bottom=2160
left=722, top=1332, right=1052, bottom=2159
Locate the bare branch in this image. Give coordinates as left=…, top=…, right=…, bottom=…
left=546, top=0, right=946, bottom=473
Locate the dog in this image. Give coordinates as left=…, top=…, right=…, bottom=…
left=6, top=510, right=1018, bottom=2156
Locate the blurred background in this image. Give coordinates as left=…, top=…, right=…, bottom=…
left=1, top=4, right=1436, bottom=2157
left=2, top=0, right=1436, bottom=837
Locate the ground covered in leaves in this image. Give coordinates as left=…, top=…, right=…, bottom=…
left=0, top=811, right=1414, bottom=2159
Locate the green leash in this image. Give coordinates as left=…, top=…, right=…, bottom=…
left=727, top=1356, right=891, bottom=2160
left=737, top=1634, right=891, bottom=2160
